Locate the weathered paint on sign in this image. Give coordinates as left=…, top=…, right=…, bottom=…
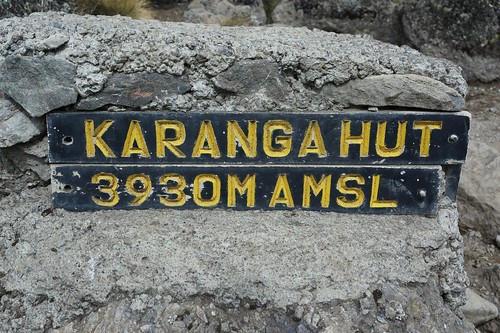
left=48, top=111, right=469, bottom=213
left=47, top=111, right=470, bottom=165
left=51, top=165, right=441, bottom=214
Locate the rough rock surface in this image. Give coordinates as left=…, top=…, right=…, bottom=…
left=46, top=278, right=474, bottom=333
left=0, top=185, right=471, bottom=332
left=0, top=55, right=78, bottom=117
left=463, top=229, right=500, bottom=333
left=0, top=13, right=467, bottom=116
left=0, top=12, right=476, bottom=332
left=321, top=74, right=465, bottom=111
left=183, top=0, right=266, bottom=26
left=401, top=0, right=500, bottom=82
left=458, top=84, right=500, bottom=241
left=213, top=59, right=290, bottom=101
left=0, top=97, right=45, bottom=148
left=460, top=289, right=499, bottom=326
left=269, top=0, right=499, bottom=82
left=272, top=0, right=403, bottom=44
left=77, top=72, right=191, bottom=110
left=458, top=83, right=500, bottom=333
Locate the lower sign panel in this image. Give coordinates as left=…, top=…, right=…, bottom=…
left=52, top=165, right=442, bottom=214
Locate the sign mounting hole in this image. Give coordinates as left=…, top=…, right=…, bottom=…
left=63, top=185, right=73, bottom=192
left=62, top=136, right=74, bottom=145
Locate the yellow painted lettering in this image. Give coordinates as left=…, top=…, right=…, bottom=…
left=91, top=172, right=119, bottom=207
left=375, top=121, right=407, bottom=157
left=159, top=173, right=187, bottom=207
left=302, top=174, right=331, bottom=208
left=227, top=120, right=257, bottom=158
left=340, top=120, right=371, bottom=157
left=263, top=120, right=292, bottom=157
left=125, top=174, right=152, bottom=206
left=336, top=174, right=365, bottom=208
left=85, top=120, right=116, bottom=158
left=121, top=120, right=151, bottom=158
left=269, top=174, right=294, bottom=207
left=155, top=120, right=186, bottom=158
left=370, top=174, right=398, bottom=208
left=227, top=174, right=256, bottom=207
left=413, top=121, right=443, bottom=157
left=192, top=121, right=221, bottom=158
left=193, top=174, right=221, bottom=207
left=298, top=120, right=327, bottom=157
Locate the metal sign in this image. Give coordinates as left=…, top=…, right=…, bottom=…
left=52, top=165, right=441, bottom=214
left=48, top=112, right=470, bottom=165
left=47, top=111, right=470, bottom=214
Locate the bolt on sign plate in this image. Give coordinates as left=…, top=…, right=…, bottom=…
left=47, top=111, right=470, bottom=214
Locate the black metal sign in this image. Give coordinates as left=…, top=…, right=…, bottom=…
left=47, top=111, right=470, bottom=214
left=52, top=165, right=441, bottom=214
left=48, top=111, right=469, bottom=165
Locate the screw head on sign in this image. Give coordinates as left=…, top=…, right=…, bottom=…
left=448, top=134, right=459, bottom=143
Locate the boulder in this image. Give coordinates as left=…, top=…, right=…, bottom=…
left=0, top=186, right=472, bottom=332
left=458, top=85, right=500, bottom=240
left=459, top=140, right=500, bottom=239
left=460, top=289, right=499, bottom=326
left=272, top=0, right=402, bottom=44
left=0, top=55, right=78, bottom=117
left=77, top=72, right=191, bottom=110
left=401, top=0, right=499, bottom=82
left=0, top=13, right=474, bottom=333
left=183, top=0, right=266, bottom=26
left=321, top=74, right=465, bottom=111
left=0, top=97, right=44, bottom=148
left=270, top=0, right=500, bottom=82
left=213, top=59, right=290, bottom=100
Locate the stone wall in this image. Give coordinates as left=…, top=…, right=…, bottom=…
left=0, top=13, right=475, bottom=332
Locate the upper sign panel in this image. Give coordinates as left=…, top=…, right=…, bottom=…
left=47, top=111, right=469, bottom=165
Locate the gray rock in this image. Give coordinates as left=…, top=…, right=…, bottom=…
left=183, top=0, right=266, bottom=26
left=77, top=72, right=191, bottom=110
left=0, top=55, right=77, bottom=117
left=41, top=279, right=475, bottom=332
left=0, top=97, right=44, bottom=148
left=0, top=13, right=469, bottom=116
left=1, top=137, right=50, bottom=182
left=460, top=289, right=499, bottom=326
left=322, top=74, right=465, bottom=111
left=0, top=12, right=476, bottom=333
left=38, top=33, right=70, bottom=51
left=75, top=63, right=108, bottom=97
left=213, top=59, right=290, bottom=100
left=270, top=0, right=500, bottom=83
left=401, top=0, right=500, bottom=83
left=458, top=140, right=500, bottom=239
left=401, top=0, right=499, bottom=58
left=450, top=53, right=500, bottom=84
left=272, top=0, right=402, bottom=44
left=0, top=183, right=470, bottom=331
left=457, top=84, right=499, bottom=243
left=21, top=137, right=48, bottom=159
